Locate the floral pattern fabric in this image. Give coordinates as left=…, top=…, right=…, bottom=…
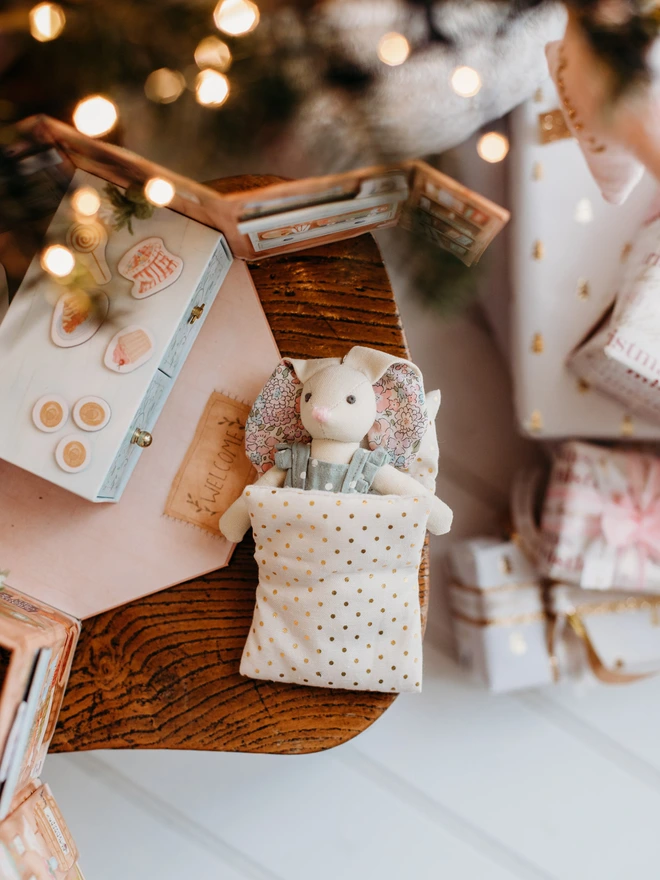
left=367, top=362, right=427, bottom=469
left=245, top=357, right=428, bottom=475
left=245, top=362, right=311, bottom=474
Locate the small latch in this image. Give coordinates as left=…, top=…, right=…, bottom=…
left=131, top=428, right=153, bottom=448
left=188, top=304, right=205, bottom=324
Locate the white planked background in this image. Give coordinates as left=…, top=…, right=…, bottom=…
left=42, top=238, right=660, bottom=879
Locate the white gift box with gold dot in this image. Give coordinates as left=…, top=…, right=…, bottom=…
left=448, top=539, right=554, bottom=693
left=508, top=77, right=660, bottom=439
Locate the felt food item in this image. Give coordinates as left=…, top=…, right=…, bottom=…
left=72, top=396, right=111, bottom=432
left=50, top=290, right=109, bottom=348
left=32, top=395, right=68, bottom=433
left=545, top=23, right=644, bottom=205
left=55, top=434, right=91, bottom=473
left=66, top=219, right=111, bottom=284
left=118, top=236, right=183, bottom=299
left=220, top=345, right=453, bottom=693
left=103, top=325, right=155, bottom=373
left=241, top=487, right=428, bottom=692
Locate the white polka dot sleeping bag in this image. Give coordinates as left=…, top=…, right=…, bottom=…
left=241, top=487, right=430, bottom=692
left=218, top=346, right=452, bottom=694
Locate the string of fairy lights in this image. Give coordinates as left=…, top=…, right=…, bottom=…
left=26, top=0, right=509, bottom=280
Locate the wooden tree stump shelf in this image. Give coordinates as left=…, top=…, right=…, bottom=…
left=51, top=176, right=429, bottom=756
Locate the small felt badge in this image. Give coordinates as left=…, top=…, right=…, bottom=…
left=165, top=391, right=253, bottom=536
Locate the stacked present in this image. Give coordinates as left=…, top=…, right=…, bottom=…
left=450, top=19, right=660, bottom=693
left=449, top=443, right=660, bottom=691
left=0, top=573, right=83, bottom=877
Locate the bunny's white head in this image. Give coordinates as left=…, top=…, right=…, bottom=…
left=287, top=346, right=420, bottom=444
left=298, top=363, right=377, bottom=442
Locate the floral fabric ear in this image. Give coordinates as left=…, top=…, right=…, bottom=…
left=367, top=362, right=428, bottom=469
left=245, top=361, right=311, bottom=475
left=404, top=389, right=441, bottom=491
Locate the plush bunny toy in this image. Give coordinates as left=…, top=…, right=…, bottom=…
left=219, top=345, right=452, bottom=542
left=222, top=345, right=451, bottom=693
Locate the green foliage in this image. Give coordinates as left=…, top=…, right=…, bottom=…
left=104, top=183, right=154, bottom=234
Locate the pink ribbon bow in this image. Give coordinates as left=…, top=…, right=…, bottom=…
left=585, top=456, right=660, bottom=590
left=600, top=493, right=660, bottom=557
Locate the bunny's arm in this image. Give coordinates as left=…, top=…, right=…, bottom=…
left=371, top=465, right=453, bottom=536
left=219, top=466, right=287, bottom=543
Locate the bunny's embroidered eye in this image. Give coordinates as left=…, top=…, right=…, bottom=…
left=346, top=395, right=356, bottom=404
left=304, top=392, right=312, bottom=402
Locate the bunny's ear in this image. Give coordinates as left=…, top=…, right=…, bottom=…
left=342, top=346, right=420, bottom=384
left=244, top=359, right=311, bottom=475
left=364, top=356, right=428, bottom=471
left=285, top=355, right=341, bottom=384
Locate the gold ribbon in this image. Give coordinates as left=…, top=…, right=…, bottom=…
left=451, top=609, right=546, bottom=628
left=451, top=580, right=540, bottom=596
left=563, top=595, right=660, bottom=619
left=551, top=594, right=660, bottom=684
left=564, top=612, right=653, bottom=685
left=453, top=583, right=660, bottom=684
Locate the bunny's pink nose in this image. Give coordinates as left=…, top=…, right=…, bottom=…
left=312, top=406, right=331, bottom=424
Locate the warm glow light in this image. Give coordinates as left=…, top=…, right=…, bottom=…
left=29, top=2, right=66, bottom=42
left=377, top=32, right=410, bottom=66
left=41, top=245, right=75, bottom=278
left=144, top=68, right=186, bottom=104
left=195, top=69, right=230, bottom=107
left=71, top=187, right=101, bottom=217
left=213, top=0, right=260, bottom=36
left=144, top=177, right=175, bottom=207
left=194, top=36, right=232, bottom=71
left=477, top=131, right=510, bottom=163
left=73, top=95, right=118, bottom=137
left=451, top=66, right=481, bottom=98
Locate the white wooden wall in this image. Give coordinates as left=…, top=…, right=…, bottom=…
left=43, top=251, right=660, bottom=880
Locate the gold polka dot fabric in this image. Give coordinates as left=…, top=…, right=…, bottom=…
left=240, top=486, right=429, bottom=693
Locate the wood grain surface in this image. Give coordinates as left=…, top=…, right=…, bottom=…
left=50, top=177, right=429, bottom=755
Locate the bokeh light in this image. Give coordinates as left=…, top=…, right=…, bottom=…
left=451, top=66, right=482, bottom=98
left=144, top=177, right=175, bottom=207
left=41, top=245, right=75, bottom=278
left=195, top=69, right=230, bottom=106
left=71, top=187, right=101, bottom=217
left=144, top=68, right=186, bottom=104
left=73, top=96, right=118, bottom=137
left=377, top=32, right=410, bottom=66
left=194, top=36, right=232, bottom=72
left=213, top=0, right=260, bottom=36
left=477, top=131, right=510, bottom=163
left=29, top=3, right=66, bottom=42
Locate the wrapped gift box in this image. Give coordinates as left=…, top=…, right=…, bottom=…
left=448, top=539, right=555, bottom=692
left=538, top=441, right=660, bottom=594
left=550, top=584, right=660, bottom=682
left=0, top=578, right=80, bottom=819
left=0, top=168, right=233, bottom=503
left=509, top=76, right=660, bottom=439
left=0, top=782, right=78, bottom=879
left=569, top=209, right=660, bottom=425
